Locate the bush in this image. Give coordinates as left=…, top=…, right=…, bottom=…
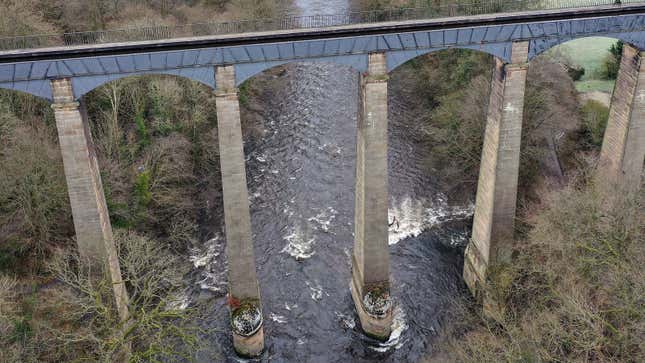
left=436, top=184, right=644, bottom=362
left=599, top=41, right=623, bottom=80
left=396, top=49, right=493, bottom=197
left=0, top=102, right=73, bottom=274
left=567, top=65, right=585, bottom=81
left=518, top=57, right=582, bottom=201
left=0, top=231, right=205, bottom=362
left=82, top=75, right=218, bottom=249
left=580, top=100, right=609, bottom=148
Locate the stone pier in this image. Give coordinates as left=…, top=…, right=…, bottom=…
left=597, top=44, right=645, bottom=193
left=50, top=78, right=129, bottom=321
left=214, top=66, right=264, bottom=357
left=351, top=52, right=392, bottom=340
left=463, top=42, right=529, bottom=310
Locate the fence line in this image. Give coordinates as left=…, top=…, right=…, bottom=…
left=0, top=0, right=641, bottom=51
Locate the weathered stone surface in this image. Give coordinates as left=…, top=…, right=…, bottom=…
left=215, top=66, right=261, bottom=302
left=351, top=277, right=392, bottom=341
left=232, top=326, right=264, bottom=358
left=598, top=44, right=645, bottom=193
left=464, top=42, right=528, bottom=299
left=352, top=52, right=392, bottom=340
left=215, top=66, right=264, bottom=357
left=50, top=78, right=129, bottom=321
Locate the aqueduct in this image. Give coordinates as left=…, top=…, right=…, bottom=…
left=1, top=2, right=644, bottom=357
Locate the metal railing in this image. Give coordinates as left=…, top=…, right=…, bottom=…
left=0, top=0, right=641, bottom=51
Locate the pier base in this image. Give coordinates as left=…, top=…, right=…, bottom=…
left=232, top=326, right=264, bottom=358
left=351, top=275, right=392, bottom=340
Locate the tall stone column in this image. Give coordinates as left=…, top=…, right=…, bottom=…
left=351, top=52, right=392, bottom=341
left=214, top=66, right=263, bottom=357
left=463, top=42, right=529, bottom=309
left=597, top=44, right=645, bottom=193
left=50, top=78, right=129, bottom=321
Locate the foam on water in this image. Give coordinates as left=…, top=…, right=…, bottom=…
left=190, top=237, right=221, bottom=268
left=270, top=313, right=288, bottom=324
left=284, top=302, right=299, bottom=311
left=369, top=305, right=409, bottom=352
left=282, top=225, right=316, bottom=259
left=167, top=293, right=191, bottom=310
left=190, top=236, right=227, bottom=292
left=308, top=206, right=337, bottom=233
left=305, top=280, right=324, bottom=301
left=388, top=195, right=474, bottom=245
left=335, top=311, right=356, bottom=329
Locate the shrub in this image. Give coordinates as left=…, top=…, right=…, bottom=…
left=567, top=65, right=585, bottom=81
left=518, top=57, right=581, bottom=202
left=580, top=100, right=609, bottom=148
left=436, top=184, right=644, bottom=362
left=134, top=170, right=153, bottom=208
left=0, top=103, right=73, bottom=274
left=134, top=112, right=150, bottom=149
left=142, top=133, right=199, bottom=248
left=599, top=41, right=623, bottom=80
left=0, top=231, right=205, bottom=362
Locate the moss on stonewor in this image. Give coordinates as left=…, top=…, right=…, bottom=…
left=362, top=285, right=391, bottom=317
left=231, top=302, right=262, bottom=336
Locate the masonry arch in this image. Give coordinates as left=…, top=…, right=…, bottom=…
left=227, top=60, right=364, bottom=321
left=72, top=67, right=217, bottom=101
left=528, top=35, right=626, bottom=90
left=530, top=33, right=645, bottom=62
left=386, top=44, right=508, bottom=74
left=233, top=54, right=368, bottom=86
left=0, top=80, right=53, bottom=102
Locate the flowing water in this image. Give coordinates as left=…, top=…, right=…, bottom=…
left=188, top=2, right=475, bottom=361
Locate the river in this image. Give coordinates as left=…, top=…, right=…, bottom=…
left=189, top=1, right=474, bottom=361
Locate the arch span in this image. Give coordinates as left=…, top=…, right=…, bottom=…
left=386, top=44, right=509, bottom=73
left=529, top=32, right=645, bottom=61
left=0, top=67, right=216, bottom=102
left=0, top=80, right=52, bottom=101
left=233, top=54, right=368, bottom=85
left=72, top=67, right=216, bottom=100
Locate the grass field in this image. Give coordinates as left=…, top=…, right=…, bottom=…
left=548, top=36, right=617, bottom=92
left=561, top=37, right=616, bottom=80
left=575, top=79, right=615, bottom=93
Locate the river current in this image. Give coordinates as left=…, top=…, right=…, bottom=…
left=188, top=1, right=475, bottom=361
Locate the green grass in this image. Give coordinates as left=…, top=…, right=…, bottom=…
left=548, top=37, right=618, bottom=93
left=554, top=37, right=615, bottom=80
left=575, top=79, right=615, bottom=93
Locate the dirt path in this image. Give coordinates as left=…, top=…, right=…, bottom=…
left=579, top=90, right=611, bottom=107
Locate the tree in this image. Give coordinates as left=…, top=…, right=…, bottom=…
left=600, top=40, right=623, bottom=80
